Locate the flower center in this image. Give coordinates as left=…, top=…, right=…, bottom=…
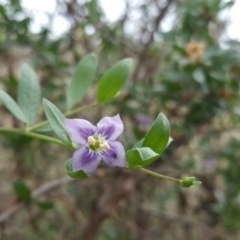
left=87, top=135, right=110, bottom=152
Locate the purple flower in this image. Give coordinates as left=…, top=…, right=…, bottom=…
left=64, top=114, right=126, bottom=174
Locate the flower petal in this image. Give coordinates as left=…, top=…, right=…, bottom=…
left=101, top=141, right=126, bottom=168
left=72, top=146, right=102, bottom=174
left=96, top=114, right=124, bottom=141
left=64, top=119, right=96, bottom=145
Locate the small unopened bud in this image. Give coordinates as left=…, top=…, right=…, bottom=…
left=179, top=176, right=201, bottom=188
left=100, top=141, right=110, bottom=150
left=88, top=136, right=96, bottom=145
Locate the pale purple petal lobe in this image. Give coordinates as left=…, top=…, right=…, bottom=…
left=96, top=114, right=124, bottom=141
left=64, top=119, right=96, bottom=145
left=101, top=141, right=126, bottom=168
left=72, top=146, right=102, bottom=174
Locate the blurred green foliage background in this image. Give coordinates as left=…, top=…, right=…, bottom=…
left=0, top=0, right=240, bottom=239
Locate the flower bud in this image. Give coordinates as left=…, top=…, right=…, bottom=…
left=179, top=176, right=201, bottom=188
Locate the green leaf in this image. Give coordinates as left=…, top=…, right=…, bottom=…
left=0, top=89, right=27, bottom=123
left=126, top=147, right=159, bottom=168
left=67, top=53, right=98, bottom=110
left=17, top=64, right=41, bottom=125
left=13, top=179, right=31, bottom=200
left=35, top=200, right=54, bottom=210
left=133, top=138, right=144, bottom=148
left=97, top=58, right=133, bottom=102
left=142, top=113, right=170, bottom=155
left=134, top=136, right=173, bottom=149
left=42, top=99, right=70, bottom=145
left=34, top=123, right=52, bottom=133
left=65, top=159, right=89, bottom=179
left=192, top=68, right=206, bottom=83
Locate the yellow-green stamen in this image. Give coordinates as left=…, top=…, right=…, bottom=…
left=87, top=135, right=110, bottom=152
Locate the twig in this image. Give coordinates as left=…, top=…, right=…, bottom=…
left=0, top=127, right=71, bottom=148
left=0, top=176, right=75, bottom=223
left=133, top=0, right=173, bottom=82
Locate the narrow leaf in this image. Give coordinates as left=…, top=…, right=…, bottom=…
left=142, top=113, right=170, bottom=155
left=67, top=53, right=98, bottom=110
left=65, top=159, right=89, bottom=179
left=0, top=89, right=27, bottom=123
left=97, top=58, right=133, bottom=102
left=42, top=99, right=70, bottom=145
left=18, top=64, right=41, bottom=125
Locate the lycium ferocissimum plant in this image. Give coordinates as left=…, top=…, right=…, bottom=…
left=0, top=54, right=201, bottom=188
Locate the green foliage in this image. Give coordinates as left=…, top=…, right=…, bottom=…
left=67, top=53, right=98, bottom=110
left=142, top=113, right=170, bottom=155
left=0, top=89, right=27, bottom=123
left=42, top=99, right=70, bottom=145
left=0, top=0, right=240, bottom=238
left=97, top=59, right=133, bottom=102
left=35, top=200, right=54, bottom=210
left=126, top=147, right=159, bottom=168
left=13, top=179, right=31, bottom=201
left=192, top=68, right=206, bottom=83
left=34, top=124, right=52, bottom=133
left=18, top=64, right=41, bottom=125
left=65, top=159, right=89, bottom=179
left=133, top=138, right=144, bottom=148
left=127, top=113, right=171, bottom=168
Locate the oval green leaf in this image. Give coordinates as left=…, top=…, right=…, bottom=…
left=42, top=99, right=70, bottom=145
left=142, top=113, right=170, bottom=155
left=65, top=159, right=89, bottom=179
left=0, top=89, right=27, bottom=123
left=67, top=53, right=98, bottom=110
left=17, top=64, right=41, bottom=125
left=126, top=147, right=159, bottom=168
left=97, top=58, right=133, bottom=102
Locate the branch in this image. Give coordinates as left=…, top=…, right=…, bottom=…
left=0, top=127, right=71, bottom=148
left=0, top=176, right=75, bottom=223
left=133, top=0, right=173, bottom=82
